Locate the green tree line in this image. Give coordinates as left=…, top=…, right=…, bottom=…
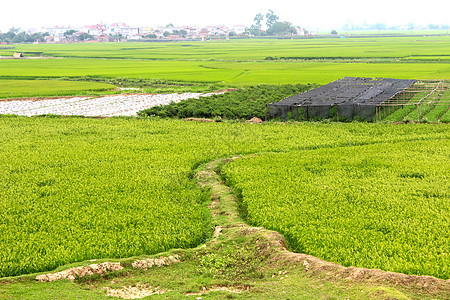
left=0, top=28, right=50, bottom=43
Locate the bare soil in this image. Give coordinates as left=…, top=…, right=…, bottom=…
left=104, top=284, right=169, bottom=299
left=184, top=117, right=216, bottom=122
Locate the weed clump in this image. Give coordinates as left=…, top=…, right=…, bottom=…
left=198, top=241, right=266, bottom=279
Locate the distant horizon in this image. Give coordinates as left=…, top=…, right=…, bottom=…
left=1, top=0, right=448, bottom=33
left=2, top=21, right=449, bottom=35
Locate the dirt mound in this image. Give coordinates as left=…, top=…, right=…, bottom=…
left=247, top=117, right=263, bottom=123
left=35, top=262, right=123, bottom=282
left=184, top=117, right=216, bottom=122
left=104, top=284, right=169, bottom=299
left=184, top=285, right=250, bottom=296
left=131, top=255, right=180, bottom=269
left=35, top=255, right=181, bottom=283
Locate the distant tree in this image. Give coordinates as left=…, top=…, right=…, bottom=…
left=29, top=32, right=46, bottom=42
left=407, top=22, right=415, bottom=34
left=428, top=24, right=439, bottom=30
left=166, top=23, right=174, bottom=28
left=266, top=22, right=297, bottom=36
left=163, top=31, right=170, bottom=37
left=245, top=12, right=265, bottom=36
left=247, top=9, right=297, bottom=36
left=388, top=25, right=400, bottom=30
left=343, top=23, right=350, bottom=33
left=253, top=13, right=264, bottom=29
left=64, top=29, right=76, bottom=36
left=172, top=29, right=187, bottom=37
left=78, top=32, right=93, bottom=41
left=0, top=29, right=49, bottom=43
left=8, top=27, right=20, bottom=34
left=246, top=26, right=264, bottom=36
left=145, top=33, right=157, bottom=39
left=343, top=19, right=353, bottom=32
left=12, top=31, right=28, bottom=43
left=228, top=31, right=237, bottom=37
left=265, top=10, right=279, bottom=29
left=331, top=30, right=338, bottom=35
left=443, top=24, right=449, bottom=34
left=375, top=23, right=386, bottom=33
left=179, top=29, right=187, bottom=37
left=6, top=28, right=19, bottom=40
left=111, top=33, right=124, bottom=40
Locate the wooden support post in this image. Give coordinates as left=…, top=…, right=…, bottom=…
left=417, top=104, right=420, bottom=121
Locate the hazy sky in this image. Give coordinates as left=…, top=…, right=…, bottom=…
left=1, top=0, right=448, bottom=32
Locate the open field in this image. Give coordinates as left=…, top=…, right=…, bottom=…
left=0, top=36, right=449, bottom=98
left=340, top=30, right=450, bottom=36
left=0, top=59, right=449, bottom=87
left=1, top=157, right=448, bottom=300
left=1, top=117, right=448, bottom=279
left=1, top=36, right=449, bottom=299
left=221, top=140, right=450, bottom=279
left=0, top=79, right=114, bottom=99
left=1, top=37, right=450, bottom=60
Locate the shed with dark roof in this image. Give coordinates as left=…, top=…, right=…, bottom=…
left=267, top=77, right=416, bottom=121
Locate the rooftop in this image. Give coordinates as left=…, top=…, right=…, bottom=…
left=276, top=77, right=417, bottom=107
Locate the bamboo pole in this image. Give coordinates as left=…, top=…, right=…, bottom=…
left=417, top=103, right=420, bottom=121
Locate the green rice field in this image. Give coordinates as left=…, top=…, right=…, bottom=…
left=1, top=36, right=449, bottom=98
left=221, top=140, right=450, bottom=279
left=0, top=79, right=114, bottom=98
left=1, top=36, right=450, bottom=60
left=0, top=36, right=449, bottom=287
left=0, top=59, right=448, bottom=84
left=0, top=117, right=448, bottom=279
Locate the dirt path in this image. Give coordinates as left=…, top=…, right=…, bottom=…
left=195, top=156, right=450, bottom=294
left=24, top=154, right=449, bottom=299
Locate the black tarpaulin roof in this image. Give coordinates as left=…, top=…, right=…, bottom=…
left=273, top=77, right=416, bottom=107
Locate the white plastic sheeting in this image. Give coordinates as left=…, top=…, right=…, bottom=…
left=0, top=93, right=216, bottom=117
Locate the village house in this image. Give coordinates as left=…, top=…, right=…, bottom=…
left=84, top=24, right=106, bottom=36
left=46, top=26, right=73, bottom=37
left=37, top=21, right=314, bottom=43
